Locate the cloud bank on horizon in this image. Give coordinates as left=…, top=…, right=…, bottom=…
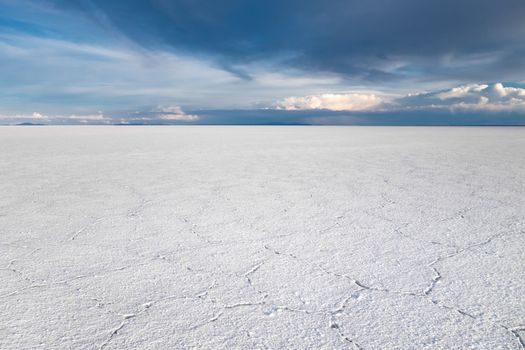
left=1, top=0, right=525, bottom=125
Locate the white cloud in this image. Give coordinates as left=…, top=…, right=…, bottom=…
left=448, top=98, right=525, bottom=112
left=0, top=112, right=49, bottom=119
left=397, top=82, right=525, bottom=113
left=152, top=106, right=199, bottom=121
left=254, top=81, right=525, bottom=117
left=68, top=112, right=107, bottom=121
left=434, top=84, right=489, bottom=100
left=30, top=112, right=46, bottom=118
left=0, top=111, right=114, bottom=124
left=274, top=83, right=525, bottom=115
left=491, top=83, right=525, bottom=98
left=254, top=72, right=342, bottom=88
left=0, top=107, right=200, bottom=124
left=274, top=93, right=383, bottom=111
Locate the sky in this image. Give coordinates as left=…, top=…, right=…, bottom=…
left=1, top=0, right=525, bottom=125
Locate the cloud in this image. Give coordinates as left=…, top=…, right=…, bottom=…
left=29, top=112, right=47, bottom=118
left=53, top=0, right=525, bottom=85
left=68, top=112, right=107, bottom=120
left=151, top=106, right=199, bottom=121
left=401, top=82, right=525, bottom=112
left=275, top=93, right=383, bottom=111
left=1, top=82, right=523, bottom=126
left=0, top=112, right=50, bottom=123
left=65, top=112, right=111, bottom=123
left=109, top=106, right=200, bottom=124
left=0, top=31, right=242, bottom=112
left=270, top=83, right=525, bottom=117
left=0, top=111, right=113, bottom=124
left=0, top=112, right=48, bottom=119
left=0, top=106, right=201, bottom=125
left=4, top=1, right=525, bottom=118
left=492, top=83, right=525, bottom=98
left=434, top=84, right=489, bottom=100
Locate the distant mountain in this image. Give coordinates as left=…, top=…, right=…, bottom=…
left=16, top=122, right=46, bottom=126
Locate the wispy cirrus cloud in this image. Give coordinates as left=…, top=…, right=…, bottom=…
left=51, top=0, right=525, bottom=85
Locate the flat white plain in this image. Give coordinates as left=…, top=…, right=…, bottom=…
left=0, top=126, right=524, bottom=349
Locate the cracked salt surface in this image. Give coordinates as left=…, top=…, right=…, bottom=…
left=0, top=126, right=524, bottom=349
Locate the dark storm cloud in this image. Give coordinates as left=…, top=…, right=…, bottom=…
left=54, top=0, right=525, bottom=83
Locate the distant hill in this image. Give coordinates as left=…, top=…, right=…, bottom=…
left=16, top=122, right=46, bottom=126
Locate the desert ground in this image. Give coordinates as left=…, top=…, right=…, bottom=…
left=1, top=126, right=524, bottom=349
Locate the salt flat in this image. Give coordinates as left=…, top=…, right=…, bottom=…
left=0, top=126, right=524, bottom=349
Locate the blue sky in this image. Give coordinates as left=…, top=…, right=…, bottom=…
left=1, top=0, right=525, bottom=125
